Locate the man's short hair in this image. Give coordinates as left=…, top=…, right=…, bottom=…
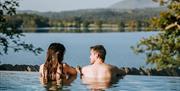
left=90, top=45, right=106, bottom=60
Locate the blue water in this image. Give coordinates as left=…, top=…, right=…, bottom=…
left=0, top=71, right=180, bottom=91
left=1, top=32, right=180, bottom=91
left=0, top=32, right=158, bottom=68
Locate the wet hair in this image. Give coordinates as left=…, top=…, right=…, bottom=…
left=43, top=43, right=66, bottom=81
left=90, top=45, right=106, bottom=60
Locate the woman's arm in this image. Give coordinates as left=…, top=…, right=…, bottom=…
left=39, top=64, right=44, bottom=77
left=63, top=63, right=77, bottom=76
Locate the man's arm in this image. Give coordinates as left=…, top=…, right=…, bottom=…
left=112, top=65, right=126, bottom=77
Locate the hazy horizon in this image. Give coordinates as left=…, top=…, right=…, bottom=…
left=18, top=0, right=123, bottom=12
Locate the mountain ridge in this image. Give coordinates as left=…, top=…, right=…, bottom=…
left=109, top=0, right=161, bottom=9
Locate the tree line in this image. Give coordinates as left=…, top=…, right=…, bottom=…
left=132, top=0, right=180, bottom=69
left=7, top=7, right=166, bottom=32
left=1, top=0, right=179, bottom=69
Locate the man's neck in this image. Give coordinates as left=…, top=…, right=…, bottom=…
left=93, top=58, right=104, bottom=65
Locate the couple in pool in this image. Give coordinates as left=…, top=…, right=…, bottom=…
left=39, top=42, right=125, bottom=90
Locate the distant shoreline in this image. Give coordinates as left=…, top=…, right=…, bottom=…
left=18, top=27, right=152, bottom=33
left=0, top=64, right=39, bottom=72
left=0, top=70, right=38, bottom=73
left=0, top=64, right=179, bottom=76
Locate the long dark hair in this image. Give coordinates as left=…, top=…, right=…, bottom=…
left=43, top=43, right=66, bottom=81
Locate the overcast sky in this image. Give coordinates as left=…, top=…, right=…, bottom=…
left=18, top=0, right=123, bottom=12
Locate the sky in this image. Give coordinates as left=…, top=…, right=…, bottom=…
left=18, top=0, right=123, bottom=12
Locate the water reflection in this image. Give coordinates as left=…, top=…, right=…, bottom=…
left=39, top=75, right=77, bottom=91
left=0, top=71, right=180, bottom=91
left=81, top=76, right=123, bottom=90
left=30, top=28, right=126, bottom=33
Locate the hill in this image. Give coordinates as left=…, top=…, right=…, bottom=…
left=110, top=0, right=161, bottom=9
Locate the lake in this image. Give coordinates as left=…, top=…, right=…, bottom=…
left=0, top=32, right=158, bottom=67
left=0, top=32, right=180, bottom=91
left=0, top=71, right=180, bottom=91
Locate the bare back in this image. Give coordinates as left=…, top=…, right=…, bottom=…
left=82, top=63, right=117, bottom=79
left=39, top=64, right=64, bottom=80
left=81, top=64, right=123, bottom=90
left=39, top=63, right=77, bottom=80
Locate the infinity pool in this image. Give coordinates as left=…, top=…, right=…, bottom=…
left=0, top=71, right=180, bottom=91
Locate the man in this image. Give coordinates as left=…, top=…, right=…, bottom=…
left=80, top=45, right=126, bottom=79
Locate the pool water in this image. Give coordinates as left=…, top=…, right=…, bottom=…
left=0, top=71, right=180, bottom=91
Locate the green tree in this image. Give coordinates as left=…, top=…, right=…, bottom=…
left=95, top=20, right=102, bottom=29
left=132, top=0, right=180, bottom=69
left=82, top=21, right=90, bottom=28
left=0, top=0, right=43, bottom=55
left=73, top=17, right=82, bottom=28
left=117, top=21, right=125, bottom=32
left=117, top=21, right=125, bottom=28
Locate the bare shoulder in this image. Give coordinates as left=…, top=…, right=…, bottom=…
left=108, top=64, right=126, bottom=76
left=40, top=64, right=44, bottom=70
left=82, top=65, right=92, bottom=69
left=40, top=64, right=44, bottom=67
left=62, top=63, right=77, bottom=76
left=62, top=63, right=74, bottom=69
left=82, top=65, right=91, bottom=73
left=39, top=64, right=44, bottom=77
left=107, top=64, right=120, bottom=73
left=107, top=64, right=118, bottom=69
left=62, top=63, right=69, bottom=68
left=39, top=64, right=44, bottom=73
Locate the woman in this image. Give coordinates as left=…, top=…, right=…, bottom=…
left=39, top=43, right=77, bottom=89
